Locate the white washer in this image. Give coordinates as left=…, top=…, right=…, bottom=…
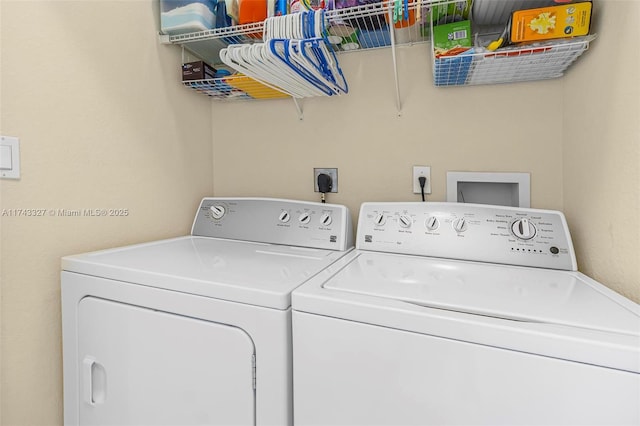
left=61, top=197, right=353, bottom=426
left=292, top=202, right=640, bottom=426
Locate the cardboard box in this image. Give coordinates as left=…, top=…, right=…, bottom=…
left=182, top=61, right=217, bottom=81
left=428, top=0, right=472, bottom=25
left=511, top=2, right=592, bottom=43
left=422, top=0, right=471, bottom=37
left=433, top=20, right=473, bottom=86
left=433, top=20, right=472, bottom=57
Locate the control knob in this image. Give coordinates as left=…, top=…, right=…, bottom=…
left=425, top=216, right=439, bottom=231
left=278, top=210, right=291, bottom=223
left=512, top=218, right=536, bottom=240
left=209, top=205, right=226, bottom=220
left=298, top=212, right=311, bottom=225
left=398, top=215, right=412, bottom=229
left=453, top=218, right=468, bottom=233
left=320, top=213, right=332, bottom=226
left=374, top=214, right=386, bottom=226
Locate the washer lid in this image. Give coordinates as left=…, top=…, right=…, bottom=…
left=323, top=252, right=640, bottom=336
left=63, top=236, right=349, bottom=310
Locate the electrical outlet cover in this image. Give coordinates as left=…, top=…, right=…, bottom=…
left=413, top=166, right=431, bottom=194
left=313, top=168, right=338, bottom=193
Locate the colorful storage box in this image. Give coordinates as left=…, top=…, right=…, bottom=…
left=433, top=20, right=472, bottom=56
left=182, top=61, right=217, bottom=81
left=427, top=0, right=472, bottom=25
left=161, top=0, right=216, bottom=35
left=511, top=2, right=592, bottom=43
left=433, top=20, right=473, bottom=86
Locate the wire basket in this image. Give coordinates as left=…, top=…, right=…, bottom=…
left=433, top=35, right=595, bottom=87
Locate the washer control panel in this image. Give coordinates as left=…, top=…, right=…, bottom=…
left=192, top=198, right=353, bottom=251
left=357, top=202, right=576, bottom=271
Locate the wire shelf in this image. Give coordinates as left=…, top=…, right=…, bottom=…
left=164, top=0, right=597, bottom=98
left=182, top=74, right=291, bottom=100
left=433, top=35, right=595, bottom=87
left=165, top=0, right=428, bottom=65
left=171, top=1, right=426, bottom=102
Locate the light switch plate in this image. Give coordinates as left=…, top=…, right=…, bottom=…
left=0, top=146, right=11, bottom=170
left=1, top=136, right=21, bottom=179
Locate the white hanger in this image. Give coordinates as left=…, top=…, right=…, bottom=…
left=220, top=10, right=348, bottom=98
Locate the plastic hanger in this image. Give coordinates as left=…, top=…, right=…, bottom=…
left=271, top=39, right=334, bottom=95
left=299, top=38, right=348, bottom=94
left=221, top=45, right=299, bottom=97
left=259, top=42, right=319, bottom=96
left=220, top=9, right=348, bottom=98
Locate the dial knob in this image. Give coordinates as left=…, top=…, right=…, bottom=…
left=425, top=216, right=439, bottom=231
left=374, top=214, right=386, bottom=226
left=398, top=215, right=412, bottom=228
left=453, top=218, right=467, bottom=233
left=320, top=213, right=332, bottom=226
left=512, top=218, right=536, bottom=240
left=298, top=212, right=311, bottom=225
left=278, top=210, right=291, bottom=223
left=209, top=205, right=226, bottom=220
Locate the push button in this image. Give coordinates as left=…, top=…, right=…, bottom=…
left=0, top=145, right=12, bottom=170
left=0, top=136, right=20, bottom=179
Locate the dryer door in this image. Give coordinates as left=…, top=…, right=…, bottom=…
left=77, top=297, right=256, bottom=425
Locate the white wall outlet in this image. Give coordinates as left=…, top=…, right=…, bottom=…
left=413, top=166, right=431, bottom=194
left=314, top=168, right=338, bottom=193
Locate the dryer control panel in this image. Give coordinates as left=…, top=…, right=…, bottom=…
left=192, top=198, right=353, bottom=251
left=357, top=202, right=576, bottom=271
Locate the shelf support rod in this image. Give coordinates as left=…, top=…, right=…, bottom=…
left=388, top=5, right=402, bottom=116
left=292, top=98, right=303, bottom=120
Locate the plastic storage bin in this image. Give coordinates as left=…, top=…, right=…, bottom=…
left=161, top=0, right=217, bottom=35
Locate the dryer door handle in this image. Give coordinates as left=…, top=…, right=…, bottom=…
left=83, top=356, right=107, bottom=405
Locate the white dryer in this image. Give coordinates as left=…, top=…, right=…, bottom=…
left=61, top=197, right=353, bottom=426
left=292, top=202, right=640, bottom=426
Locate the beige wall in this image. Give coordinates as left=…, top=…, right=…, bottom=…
left=562, top=0, right=640, bottom=302
left=0, top=0, right=638, bottom=425
left=0, top=1, right=213, bottom=424
left=211, top=47, right=565, bottom=216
